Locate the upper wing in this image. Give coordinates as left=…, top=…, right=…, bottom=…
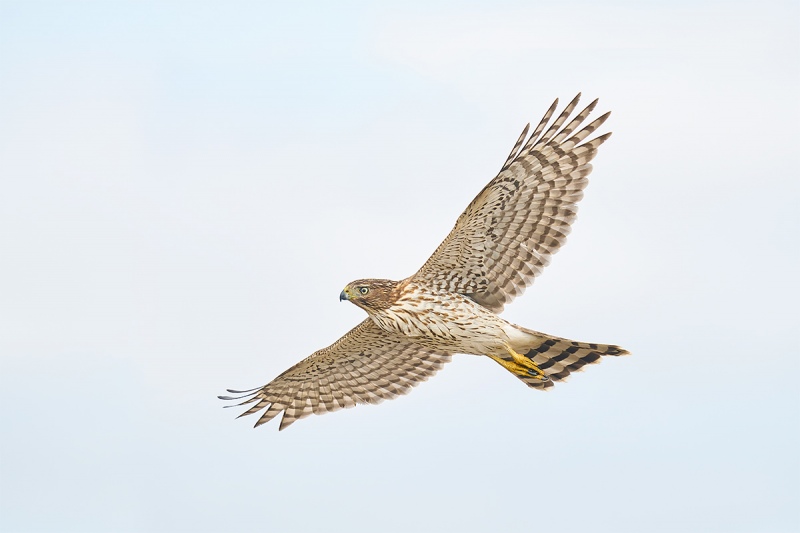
left=219, top=320, right=452, bottom=430
left=411, top=94, right=611, bottom=312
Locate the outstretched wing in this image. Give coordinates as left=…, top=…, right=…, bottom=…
left=219, top=320, right=452, bottom=430
left=412, top=94, right=611, bottom=312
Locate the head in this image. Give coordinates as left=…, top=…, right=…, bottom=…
left=339, top=278, right=399, bottom=312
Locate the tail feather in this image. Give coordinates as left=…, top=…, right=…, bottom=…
left=508, top=333, right=629, bottom=390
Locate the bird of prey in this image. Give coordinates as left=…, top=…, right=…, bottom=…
left=220, top=94, right=629, bottom=430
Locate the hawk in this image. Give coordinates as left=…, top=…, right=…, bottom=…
left=220, top=94, right=629, bottom=430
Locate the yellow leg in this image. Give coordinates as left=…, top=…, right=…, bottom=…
left=488, top=346, right=549, bottom=381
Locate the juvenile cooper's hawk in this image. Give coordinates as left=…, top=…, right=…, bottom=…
left=220, top=94, right=629, bottom=430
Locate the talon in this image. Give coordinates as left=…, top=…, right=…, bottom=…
left=504, top=345, right=548, bottom=379
left=526, top=368, right=549, bottom=380
left=488, top=347, right=550, bottom=381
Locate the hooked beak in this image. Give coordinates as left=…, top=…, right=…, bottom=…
left=339, top=288, right=350, bottom=301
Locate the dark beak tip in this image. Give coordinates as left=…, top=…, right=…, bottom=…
left=339, top=290, right=348, bottom=302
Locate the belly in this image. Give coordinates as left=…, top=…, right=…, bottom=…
left=370, top=293, right=515, bottom=356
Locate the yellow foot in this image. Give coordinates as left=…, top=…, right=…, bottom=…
left=488, top=347, right=549, bottom=381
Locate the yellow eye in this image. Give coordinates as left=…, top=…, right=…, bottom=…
left=359, top=287, right=369, bottom=295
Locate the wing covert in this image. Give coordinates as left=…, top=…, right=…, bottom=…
left=411, top=94, right=611, bottom=312
left=219, top=320, right=452, bottom=430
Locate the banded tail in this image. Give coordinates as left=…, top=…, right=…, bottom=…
left=504, top=332, right=629, bottom=390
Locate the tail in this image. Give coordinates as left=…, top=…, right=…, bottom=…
left=509, top=332, right=629, bottom=390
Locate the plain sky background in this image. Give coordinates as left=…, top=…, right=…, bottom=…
left=1, top=1, right=798, bottom=532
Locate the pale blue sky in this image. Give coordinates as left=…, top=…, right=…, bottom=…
left=1, top=1, right=798, bottom=532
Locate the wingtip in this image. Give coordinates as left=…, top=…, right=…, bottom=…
left=226, top=386, right=260, bottom=394
left=218, top=389, right=260, bottom=401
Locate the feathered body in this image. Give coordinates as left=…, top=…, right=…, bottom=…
left=342, top=277, right=626, bottom=392
left=349, top=279, right=528, bottom=356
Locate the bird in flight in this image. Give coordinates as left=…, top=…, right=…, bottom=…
left=220, top=94, right=629, bottom=430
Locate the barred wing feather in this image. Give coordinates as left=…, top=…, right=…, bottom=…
left=219, top=320, right=452, bottom=430
left=412, top=94, right=611, bottom=312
